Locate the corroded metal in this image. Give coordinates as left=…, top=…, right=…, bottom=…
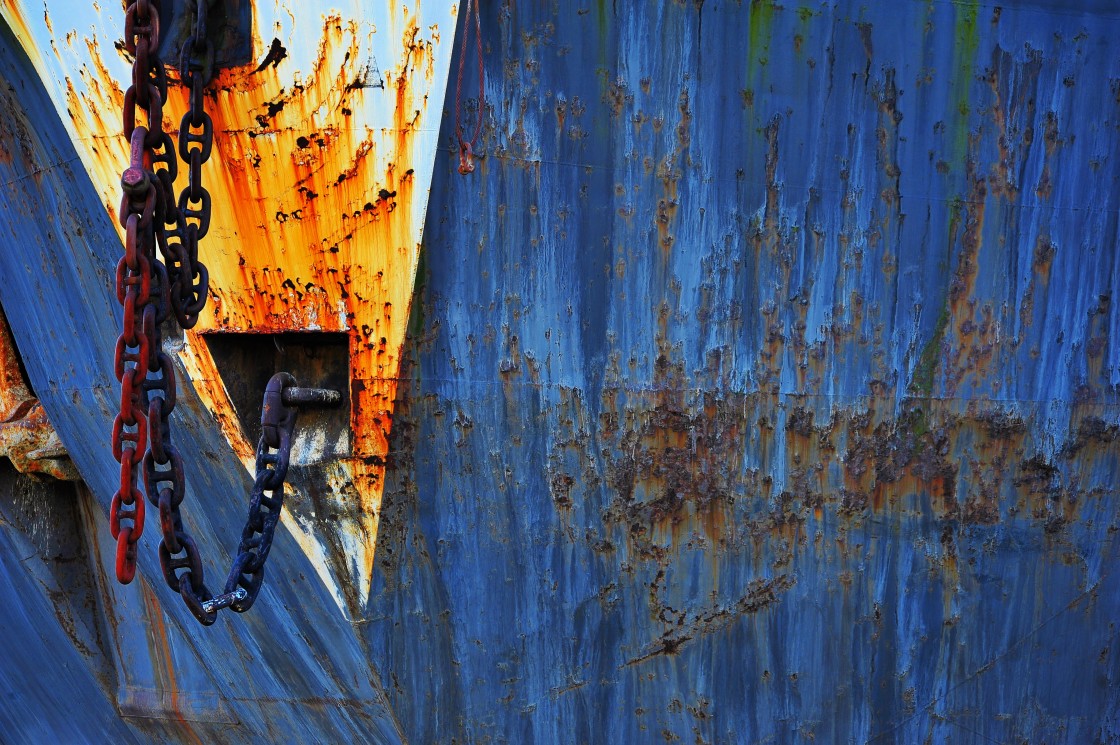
left=0, top=402, right=81, bottom=481
left=1, top=0, right=1119, bottom=743
left=282, top=386, right=342, bottom=408
left=0, top=308, right=78, bottom=482
left=364, top=2, right=1120, bottom=744
left=110, top=0, right=173, bottom=585
left=200, top=586, right=247, bottom=615
left=1, top=0, right=457, bottom=609
left=0, top=14, right=410, bottom=729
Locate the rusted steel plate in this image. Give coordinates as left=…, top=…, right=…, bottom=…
left=365, top=2, right=1120, bottom=744
left=0, top=0, right=456, bottom=606
left=0, top=308, right=79, bottom=480
left=0, top=12, right=408, bottom=743
left=2, top=0, right=1119, bottom=742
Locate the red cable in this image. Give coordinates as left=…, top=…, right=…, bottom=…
left=454, top=0, right=484, bottom=175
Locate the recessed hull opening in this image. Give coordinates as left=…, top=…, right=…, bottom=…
left=203, top=332, right=350, bottom=464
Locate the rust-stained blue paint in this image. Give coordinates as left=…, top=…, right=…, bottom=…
left=1, top=1, right=1119, bottom=744
left=0, top=18, right=403, bottom=744
left=367, top=2, right=1120, bottom=744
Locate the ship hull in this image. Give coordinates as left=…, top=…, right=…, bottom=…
left=2, top=1, right=1120, bottom=743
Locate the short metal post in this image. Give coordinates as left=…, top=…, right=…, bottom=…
left=281, top=387, right=342, bottom=407
left=201, top=587, right=249, bottom=615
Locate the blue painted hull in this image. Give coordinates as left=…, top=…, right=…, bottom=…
left=3, top=1, right=1120, bottom=743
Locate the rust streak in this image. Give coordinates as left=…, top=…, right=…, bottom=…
left=19, top=0, right=449, bottom=604
left=139, top=581, right=204, bottom=745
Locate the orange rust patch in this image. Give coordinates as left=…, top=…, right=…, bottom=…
left=39, top=3, right=448, bottom=597
left=0, top=307, right=33, bottom=416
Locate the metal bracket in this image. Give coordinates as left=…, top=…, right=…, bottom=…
left=261, top=374, right=341, bottom=449
left=281, top=387, right=342, bottom=407
left=157, top=0, right=254, bottom=80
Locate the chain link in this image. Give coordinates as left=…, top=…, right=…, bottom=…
left=113, top=0, right=212, bottom=599
left=112, top=1, right=307, bottom=626
left=160, top=0, right=213, bottom=330
left=120, top=0, right=211, bottom=623
left=112, top=0, right=168, bottom=584
left=222, top=373, right=298, bottom=613
left=176, top=373, right=301, bottom=623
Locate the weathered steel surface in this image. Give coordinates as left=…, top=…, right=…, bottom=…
left=0, top=0, right=456, bottom=609
left=0, top=307, right=79, bottom=480
left=0, top=14, right=405, bottom=744
left=365, top=1, right=1120, bottom=743
left=0, top=468, right=136, bottom=743
left=1, top=0, right=1119, bottom=743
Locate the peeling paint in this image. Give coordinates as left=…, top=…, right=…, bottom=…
left=2, top=1, right=1120, bottom=743
left=3, top=0, right=457, bottom=607
left=367, top=2, right=1120, bottom=744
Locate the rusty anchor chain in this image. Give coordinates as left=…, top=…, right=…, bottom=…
left=111, top=1, right=339, bottom=627
left=137, top=0, right=215, bottom=608
left=165, top=0, right=213, bottom=329
left=112, top=0, right=173, bottom=584
left=198, top=375, right=341, bottom=620
left=114, top=0, right=211, bottom=586
left=175, top=374, right=340, bottom=624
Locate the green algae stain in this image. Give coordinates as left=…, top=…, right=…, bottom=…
left=595, top=0, right=609, bottom=33
left=597, top=0, right=611, bottom=62
left=911, top=195, right=964, bottom=396
left=406, top=245, right=428, bottom=341
left=911, top=305, right=949, bottom=397
left=748, top=0, right=777, bottom=70
left=949, top=1, right=979, bottom=166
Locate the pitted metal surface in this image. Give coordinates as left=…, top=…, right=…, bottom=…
left=0, top=1, right=1118, bottom=744
left=0, top=0, right=457, bottom=610
left=365, top=2, right=1120, bottom=744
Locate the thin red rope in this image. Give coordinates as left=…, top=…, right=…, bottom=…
left=454, top=0, right=484, bottom=173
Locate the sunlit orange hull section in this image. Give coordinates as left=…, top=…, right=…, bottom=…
left=3, top=0, right=457, bottom=610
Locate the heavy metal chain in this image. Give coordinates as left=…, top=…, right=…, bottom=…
left=111, top=1, right=320, bottom=626
left=162, top=0, right=213, bottom=329
left=161, top=373, right=301, bottom=625
left=113, top=0, right=204, bottom=589
left=111, top=0, right=172, bottom=584
left=143, top=0, right=215, bottom=623
left=206, top=373, right=301, bottom=620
